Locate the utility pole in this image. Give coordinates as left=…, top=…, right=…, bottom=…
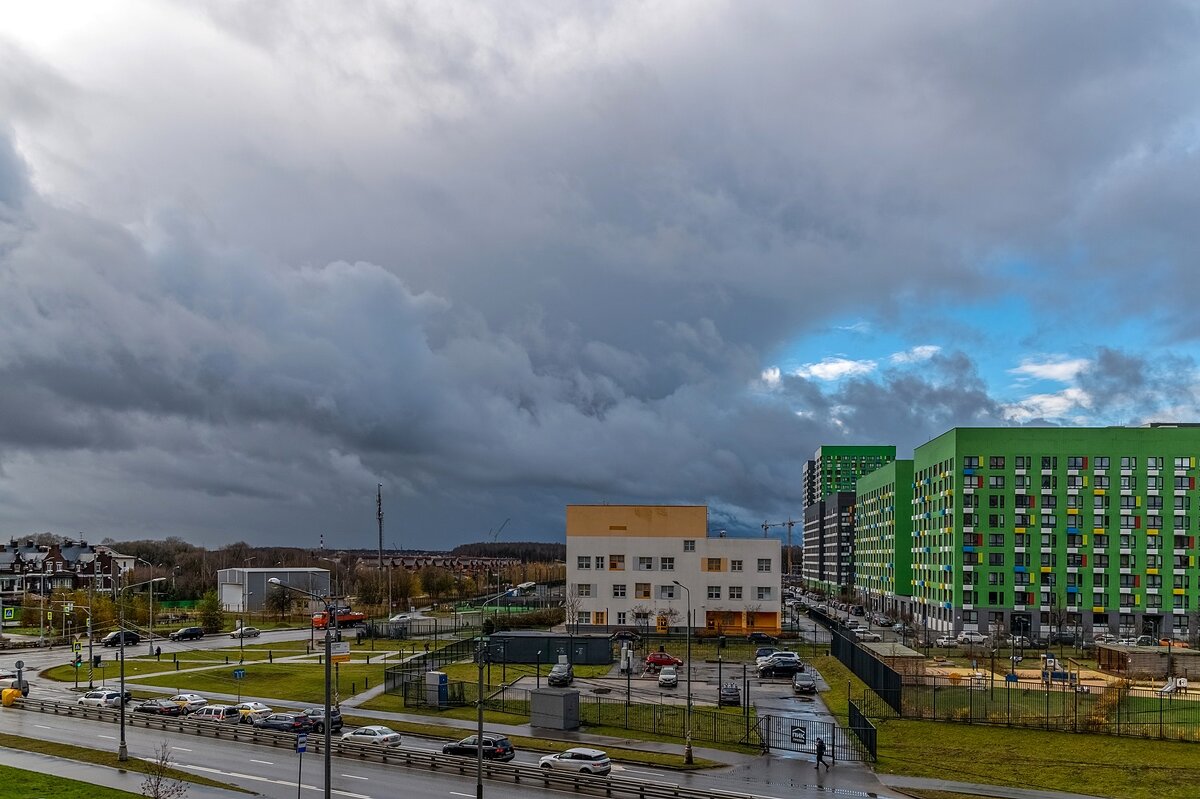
left=378, top=484, right=390, bottom=613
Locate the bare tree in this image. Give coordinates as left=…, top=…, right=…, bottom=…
left=141, top=742, right=188, bottom=799
left=743, top=603, right=763, bottom=632
left=631, top=604, right=652, bottom=635
left=563, top=585, right=584, bottom=633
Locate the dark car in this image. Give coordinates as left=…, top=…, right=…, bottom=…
left=254, top=713, right=314, bottom=733
left=133, top=698, right=184, bottom=717
left=101, top=630, right=141, bottom=647
left=169, top=626, right=205, bottom=642
left=610, top=630, right=641, bottom=644
left=301, top=706, right=343, bottom=734
left=718, top=683, right=741, bottom=707
left=759, top=661, right=803, bottom=678
left=547, top=663, right=574, bottom=687
left=1046, top=631, right=1076, bottom=646
left=746, top=632, right=778, bottom=645
left=442, top=733, right=516, bottom=762
left=793, top=672, right=817, bottom=694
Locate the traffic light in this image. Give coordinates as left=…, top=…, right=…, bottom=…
left=74, top=654, right=82, bottom=668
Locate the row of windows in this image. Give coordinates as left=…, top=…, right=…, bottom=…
left=967, top=494, right=1194, bottom=509
left=573, top=583, right=772, bottom=601
left=962, top=532, right=1191, bottom=549
left=575, top=555, right=771, bottom=572
left=964, top=456, right=1184, bottom=470
left=962, top=590, right=1192, bottom=609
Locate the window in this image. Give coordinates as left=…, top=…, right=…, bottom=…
left=757, top=558, right=772, bottom=572
left=575, top=584, right=592, bottom=597
left=660, top=557, right=675, bottom=571
left=989, top=514, right=1005, bottom=528
left=1094, top=456, right=1110, bottom=469
left=988, top=533, right=1005, bottom=547
left=1120, top=456, right=1136, bottom=469
left=730, top=559, right=742, bottom=572
left=637, top=556, right=654, bottom=570
left=1148, top=515, right=1164, bottom=529
left=1093, top=475, right=1110, bottom=489
left=1041, top=533, right=1057, bottom=547
left=1148, top=457, right=1163, bottom=469
left=989, top=456, right=1005, bottom=468
left=988, top=591, right=1004, bottom=605
left=577, top=611, right=590, bottom=625
left=707, top=586, right=721, bottom=600
left=1177, top=457, right=1191, bottom=469
left=683, top=540, right=696, bottom=552
left=989, top=494, right=1006, bottom=508
left=577, top=556, right=591, bottom=570
left=1067, top=456, right=1085, bottom=469
left=1016, top=456, right=1031, bottom=469
left=1177, top=496, right=1192, bottom=510
left=1093, top=593, right=1107, bottom=606
left=964, top=456, right=980, bottom=468
left=595, top=556, right=604, bottom=569
left=635, top=583, right=651, bottom=599
left=963, top=570, right=978, bottom=584
left=1042, top=476, right=1058, bottom=490
left=1043, top=495, right=1057, bottom=508
left=1120, top=475, right=1137, bottom=490
left=757, top=587, right=772, bottom=601
left=1148, top=495, right=1164, bottom=509
left=1148, top=475, right=1163, bottom=490
left=612, top=584, right=626, bottom=598
left=1042, top=456, right=1058, bottom=469
left=1014, top=533, right=1030, bottom=547
left=706, top=558, right=722, bottom=571
left=658, top=585, right=676, bottom=600
left=1040, top=553, right=1057, bottom=567
left=608, top=555, right=625, bottom=570
left=988, top=571, right=1005, bottom=585
left=963, top=512, right=977, bottom=526
left=1041, top=513, right=1057, bottom=528
left=729, top=586, right=743, bottom=600
left=1093, top=554, right=1109, bottom=567
left=988, top=552, right=1005, bottom=566
left=616, top=612, right=626, bottom=625
left=1014, top=474, right=1031, bottom=489
left=963, top=591, right=977, bottom=605
left=989, top=475, right=1005, bottom=488
left=1120, top=495, right=1137, bottom=509
left=1015, top=552, right=1031, bottom=568
left=1014, top=572, right=1031, bottom=585
left=1067, top=475, right=1084, bottom=488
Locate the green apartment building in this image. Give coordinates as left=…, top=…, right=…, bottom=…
left=907, top=425, right=1200, bottom=639
left=802, top=445, right=897, bottom=509
left=854, top=460, right=914, bottom=618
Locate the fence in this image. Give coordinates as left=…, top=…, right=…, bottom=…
left=384, top=636, right=480, bottom=691
left=811, top=607, right=903, bottom=714
left=847, top=699, right=877, bottom=760
left=857, top=673, right=1200, bottom=743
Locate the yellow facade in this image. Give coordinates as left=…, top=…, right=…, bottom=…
left=566, top=505, right=707, bottom=538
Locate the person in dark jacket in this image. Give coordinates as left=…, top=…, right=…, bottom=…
left=815, top=737, right=830, bottom=770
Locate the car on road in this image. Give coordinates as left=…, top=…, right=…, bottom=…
left=190, top=704, right=242, bottom=724
left=855, top=629, right=883, bottom=642
left=168, top=693, right=208, bottom=713
left=746, top=632, right=778, bottom=645
left=442, top=734, right=515, bottom=761
left=657, top=665, right=678, bottom=688
left=78, top=690, right=125, bottom=708
left=547, top=663, right=575, bottom=687
left=230, top=626, right=261, bottom=639
left=301, top=706, right=344, bottom=734
left=388, top=614, right=411, bottom=623
left=255, top=713, right=314, bottom=733
left=718, top=683, right=741, bottom=707
left=133, top=698, right=184, bottom=717
left=935, top=636, right=957, bottom=647
left=101, top=630, right=141, bottom=647
left=233, top=701, right=273, bottom=723
left=169, top=626, right=205, bottom=642
left=644, top=652, right=683, bottom=672
left=341, top=725, right=401, bottom=746
left=539, top=747, right=611, bottom=775
left=793, top=672, right=817, bottom=694
left=1007, top=635, right=1032, bottom=647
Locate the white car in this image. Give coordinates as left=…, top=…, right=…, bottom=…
left=169, top=693, right=208, bottom=713
left=855, top=629, right=883, bottom=642
left=78, top=690, right=124, bottom=708
left=539, top=747, right=611, bottom=775
left=341, top=725, right=402, bottom=747
left=388, top=614, right=411, bottom=623
left=756, top=651, right=799, bottom=668
left=958, top=631, right=988, bottom=645
left=657, top=666, right=678, bottom=688
left=233, top=701, right=273, bottom=723
left=935, top=636, right=957, bottom=647
left=230, top=626, right=261, bottom=639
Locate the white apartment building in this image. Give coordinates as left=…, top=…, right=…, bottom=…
left=565, top=505, right=782, bottom=634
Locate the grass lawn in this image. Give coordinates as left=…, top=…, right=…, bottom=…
left=0, top=764, right=140, bottom=798
left=0, top=732, right=249, bottom=793
left=813, top=655, right=1200, bottom=799
left=42, top=660, right=184, bottom=683
left=132, top=661, right=384, bottom=703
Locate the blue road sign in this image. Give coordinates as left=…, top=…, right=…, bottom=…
left=232, top=668, right=246, bottom=680
left=296, top=732, right=308, bottom=753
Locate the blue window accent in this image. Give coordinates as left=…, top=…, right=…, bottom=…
left=943, top=565, right=952, bottom=571
left=1067, top=527, right=1079, bottom=534
left=1015, top=566, right=1027, bottom=573
left=963, top=468, right=975, bottom=476
left=1067, top=586, right=1079, bottom=593
left=963, top=546, right=975, bottom=553
left=943, top=602, right=953, bottom=610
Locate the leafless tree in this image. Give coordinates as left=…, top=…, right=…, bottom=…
left=563, top=585, right=584, bottom=633
left=141, top=742, right=188, bottom=799
left=631, top=604, right=652, bottom=635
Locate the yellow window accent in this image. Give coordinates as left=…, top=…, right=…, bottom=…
left=1084, top=476, right=1089, bottom=487
left=1095, top=488, right=1106, bottom=495
left=1041, top=566, right=1052, bottom=573
left=1136, top=496, right=1142, bottom=507
left=1094, top=528, right=1105, bottom=534
left=1148, top=528, right=1160, bottom=535
left=1148, top=568, right=1159, bottom=575
left=1015, top=527, right=1026, bottom=534
left=1092, top=606, right=1105, bottom=613
left=1135, top=595, right=1141, bottom=606
left=1192, top=556, right=1196, bottom=568
left=1174, top=588, right=1186, bottom=596
left=1068, top=508, right=1078, bottom=515
left=1192, top=457, right=1197, bottom=468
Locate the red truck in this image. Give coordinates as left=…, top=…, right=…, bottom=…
left=311, top=610, right=367, bottom=629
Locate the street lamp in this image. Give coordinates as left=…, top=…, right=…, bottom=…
left=135, top=558, right=158, bottom=656
left=270, top=577, right=333, bottom=799
left=117, top=575, right=165, bottom=761
left=671, top=580, right=693, bottom=764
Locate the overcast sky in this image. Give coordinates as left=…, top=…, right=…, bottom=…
left=1, top=2, right=1199, bottom=549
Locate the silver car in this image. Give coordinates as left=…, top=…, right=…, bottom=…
left=539, top=747, right=611, bottom=775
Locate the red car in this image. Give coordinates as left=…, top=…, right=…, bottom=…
left=645, top=652, right=683, bottom=672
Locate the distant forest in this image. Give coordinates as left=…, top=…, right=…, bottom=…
left=450, top=541, right=565, bottom=562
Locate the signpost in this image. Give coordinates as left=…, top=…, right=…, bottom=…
left=233, top=667, right=246, bottom=702
left=295, top=732, right=308, bottom=799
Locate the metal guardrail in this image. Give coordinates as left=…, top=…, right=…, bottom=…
left=11, top=698, right=767, bottom=799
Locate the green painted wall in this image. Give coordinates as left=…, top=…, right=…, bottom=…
left=855, top=460, right=914, bottom=601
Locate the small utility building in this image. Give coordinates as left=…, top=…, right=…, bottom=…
left=486, top=631, right=613, bottom=666
left=217, top=568, right=330, bottom=613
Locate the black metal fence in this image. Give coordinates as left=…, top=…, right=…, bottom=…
left=383, top=636, right=480, bottom=691
left=857, top=674, right=1200, bottom=743
left=811, top=607, right=902, bottom=714
left=847, top=699, right=877, bottom=760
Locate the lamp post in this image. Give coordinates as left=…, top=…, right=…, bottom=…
left=271, top=577, right=332, bottom=799
left=135, top=558, right=158, bottom=656
left=117, top=575, right=166, bottom=761
left=672, top=580, right=693, bottom=764
left=475, top=642, right=488, bottom=799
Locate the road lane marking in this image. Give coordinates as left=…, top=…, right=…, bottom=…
left=250, top=759, right=274, bottom=765
left=35, top=724, right=53, bottom=729
left=173, top=747, right=192, bottom=752
left=341, top=774, right=368, bottom=780
left=98, top=734, right=116, bottom=739
left=175, top=764, right=371, bottom=799
left=450, top=793, right=473, bottom=797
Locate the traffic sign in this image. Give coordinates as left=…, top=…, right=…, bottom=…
left=232, top=668, right=246, bottom=680
left=73, top=642, right=82, bottom=653
left=296, top=732, right=308, bottom=753
left=64, top=603, right=74, bottom=614
left=790, top=725, right=807, bottom=745
left=330, top=641, right=351, bottom=663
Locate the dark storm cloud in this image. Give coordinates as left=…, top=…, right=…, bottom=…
left=0, top=3, right=1199, bottom=544
left=1076, top=348, right=1198, bottom=422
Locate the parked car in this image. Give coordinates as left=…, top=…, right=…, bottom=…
left=1161, top=638, right=1190, bottom=648
left=133, top=698, right=184, bottom=717
left=1007, top=635, right=1032, bottom=647
left=388, top=614, right=412, bottom=623
left=230, top=626, right=261, bottom=639
left=301, top=706, right=344, bottom=734
left=754, top=646, right=781, bottom=660
left=793, top=672, right=817, bottom=694
left=746, top=632, right=778, bottom=645
left=644, top=652, right=683, bottom=672
left=1135, top=635, right=1158, bottom=647
left=1046, top=631, right=1076, bottom=645
left=855, top=629, right=883, bottom=642
left=760, top=661, right=803, bottom=678
left=718, top=682, right=742, bottom=707
left=169, top=626, right=205, bottom=642
left=341, top=725, right=401, bottom=746
left=958, top=631, right=988, bottom=645
left=78, top=690, right=124, bottom=708
left=935, top=636, right=957, bottom=648
left=1095, top=633, right=1119, bottom=644
left=547, top=663, right=575, bottom=687
left=756, top=651, right=800, bottom=668
left=539, top=747, right=611, bottom=775
left=190, top=704, right=241, bottom=724
left=657, top=665, right=678, bottom=688
left=442, top=734, right=515, bottom=761
left=233, top=701, right=273, bottom=723
left=101, top=630, right=141, bottom=647
left=254, top=713, right=313, bottom=733
left=168, top=693, right=208, bottom=713
left=610, top=629, right=641, bottom=643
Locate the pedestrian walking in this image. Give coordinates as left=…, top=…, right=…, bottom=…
left=815, top=737, right=830, bottom=770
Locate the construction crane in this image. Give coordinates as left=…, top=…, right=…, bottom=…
left=762, top=519, right=799, bottom=577
left=486, top=518, right=511, bottom=611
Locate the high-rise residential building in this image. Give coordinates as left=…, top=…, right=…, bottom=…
left=802, top=445, right=897, bottom=509
left=854, top=460, right=915, bottom=619
left=801, top=492, right=856, bottom=592
left=906, top=425, right=1200, bottom=641
left=565, top=505, right=781, bottom=634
